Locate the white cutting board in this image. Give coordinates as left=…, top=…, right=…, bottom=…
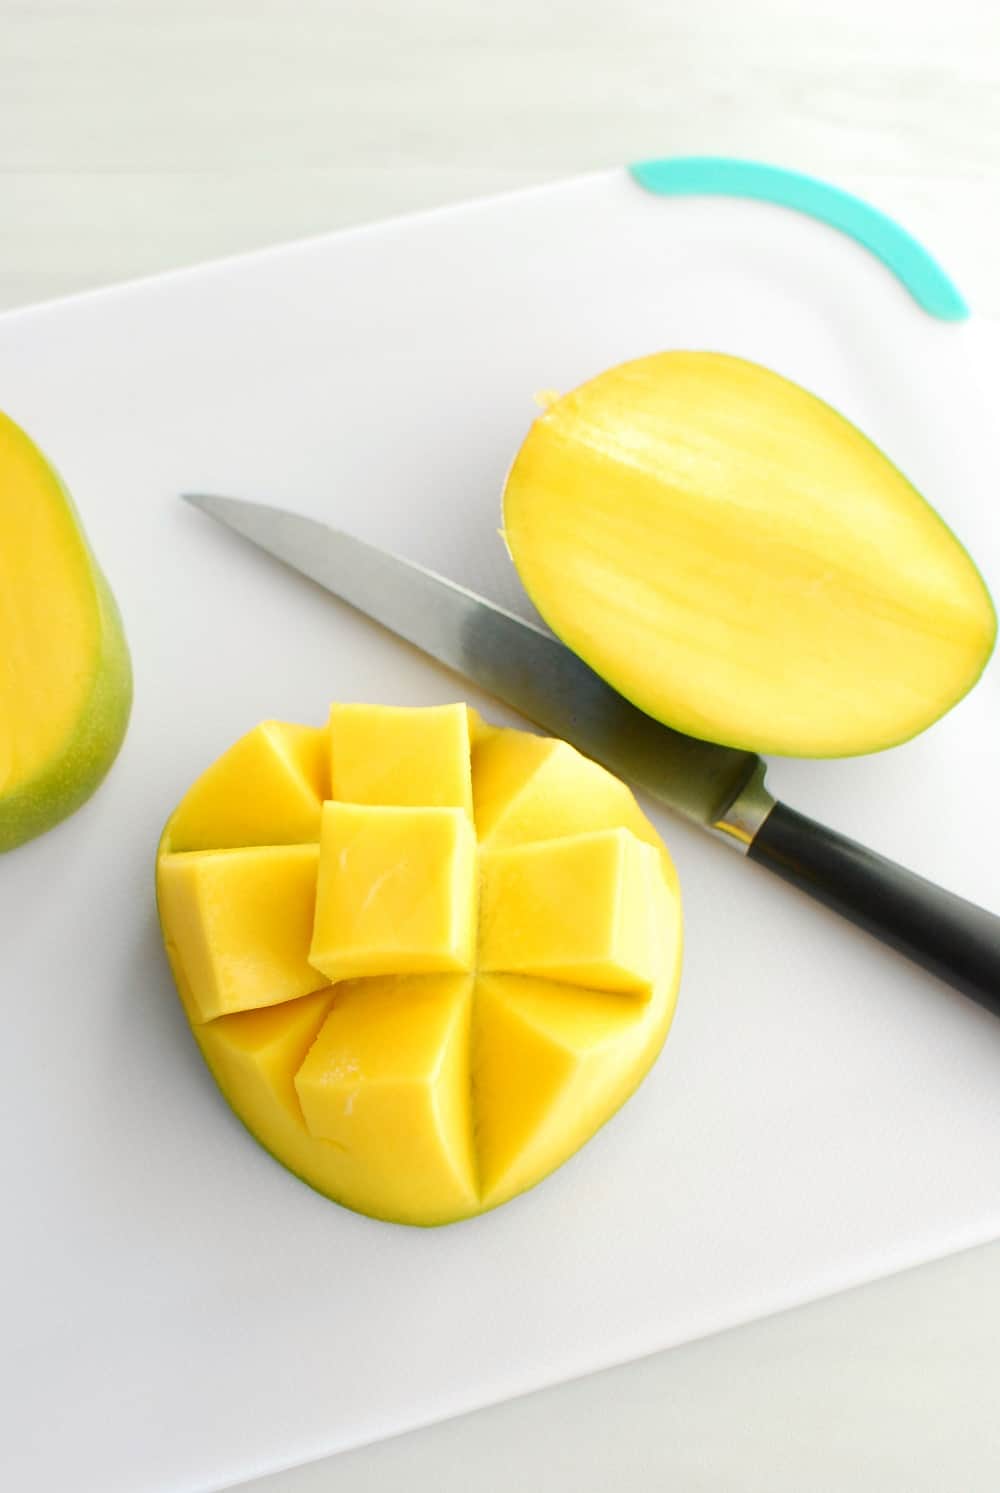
left=1, top=168, right=998, bottom=1493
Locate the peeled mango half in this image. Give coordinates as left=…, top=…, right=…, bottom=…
left=502, top=352, right=996, bottom=757
left=157, top=704, right=683, bottom=1226
left=0, top=411, right=132, bottom=851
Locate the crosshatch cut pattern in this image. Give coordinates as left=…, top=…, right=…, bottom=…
left=157, top=704, right=683, bottom=1224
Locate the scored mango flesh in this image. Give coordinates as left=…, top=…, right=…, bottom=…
left=502, top=352, right=997, bottom=757
left=157, top=704, right=682, bottom=1225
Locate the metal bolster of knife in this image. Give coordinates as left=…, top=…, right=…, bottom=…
left=710, top=760, right=775, bottom=851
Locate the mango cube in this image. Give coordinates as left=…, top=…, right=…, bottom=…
left=157, top=844, right=326, bottom=1022
left=329, top=703, right=473, bottom=814
left=473, top=733, right=661, bottom=854
left=472, top=974, right=658, bottom=1206
left=480, top=829, right=657, bottom=993
left=168, top=720, right=328, bottom=851
left=294, top=975, right=477, bottom=1219
left=203, top=988, right=337, bottom=1126
left=308, top=802, right=477, bottom=982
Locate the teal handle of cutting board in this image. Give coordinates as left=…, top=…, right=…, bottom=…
left=629, top=157, right=969, bottom=322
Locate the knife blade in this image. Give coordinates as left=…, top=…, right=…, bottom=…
left=182, top=493, right=768, bottom=837
left=182, top=492, right=1000, bottom=1013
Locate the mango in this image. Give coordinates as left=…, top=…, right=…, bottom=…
left=479, top=830, right=658, bottom=993
left=157, top=703, right=682, bottom=1225
left=502, top=352, right=996, bottom=757
left=157, top=845, right=325, bottom=1023
left=167, top=720, right=328, bottom=851
left=329, top=701, right=473, bottom=813
left=294, top=975, right=478, bottom=1221
left=0, top=411, right=132, bottom=851
left=309, top=802, right=477, bottom=981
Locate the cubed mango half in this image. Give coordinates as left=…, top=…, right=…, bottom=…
left=157, top=704, right=683, bottom=1225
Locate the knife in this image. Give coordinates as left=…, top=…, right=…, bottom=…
left=183, top=493, right=1000, bottom=1016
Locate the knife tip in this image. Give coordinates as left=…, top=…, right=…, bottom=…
left=180, top=491, right=238, bottom=522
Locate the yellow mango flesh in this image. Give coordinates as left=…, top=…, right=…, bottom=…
left=309, top=803, right=477, bottom=981
left=200, top=988, right=336, bottom=1129
left=502, top=352, right=996, bottom=757
left=157, top=845, right=326, bottom=1023
left=330, top=701, right=473, bottom=813
left=0, top=411, right=132, bottom=850
left=472, top=730, right=668, bottom=854
left=479, top=830, right=658, bottom=993
left=167, top=721, right=328, bottom=851
left=294, top=975, right=478, bottom=1220
left=473, top=970, right=673, bottom=1209
left=157, top=703, right=682, bottom=1225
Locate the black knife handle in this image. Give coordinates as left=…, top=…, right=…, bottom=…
left=747, top=801, right=1000, bottom=1015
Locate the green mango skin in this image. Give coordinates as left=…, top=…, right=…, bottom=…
left=0, top=418, right=133, bottom=852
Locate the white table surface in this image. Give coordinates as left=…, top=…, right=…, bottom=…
left=3, top=3, right=998, bottom=1489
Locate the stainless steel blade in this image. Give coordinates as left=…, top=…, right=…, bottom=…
left=182, top=493, right=770, bottom=838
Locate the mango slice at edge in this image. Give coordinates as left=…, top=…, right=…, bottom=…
left=471, top=972, right=671, bottom=1209
left=158, top=844, right=327, bottom=1023
left=0, top=410, right=132, bottom=852
left=294, top=974, right=478, bottom=1222
left=166, top=720, right=328, bottom=853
